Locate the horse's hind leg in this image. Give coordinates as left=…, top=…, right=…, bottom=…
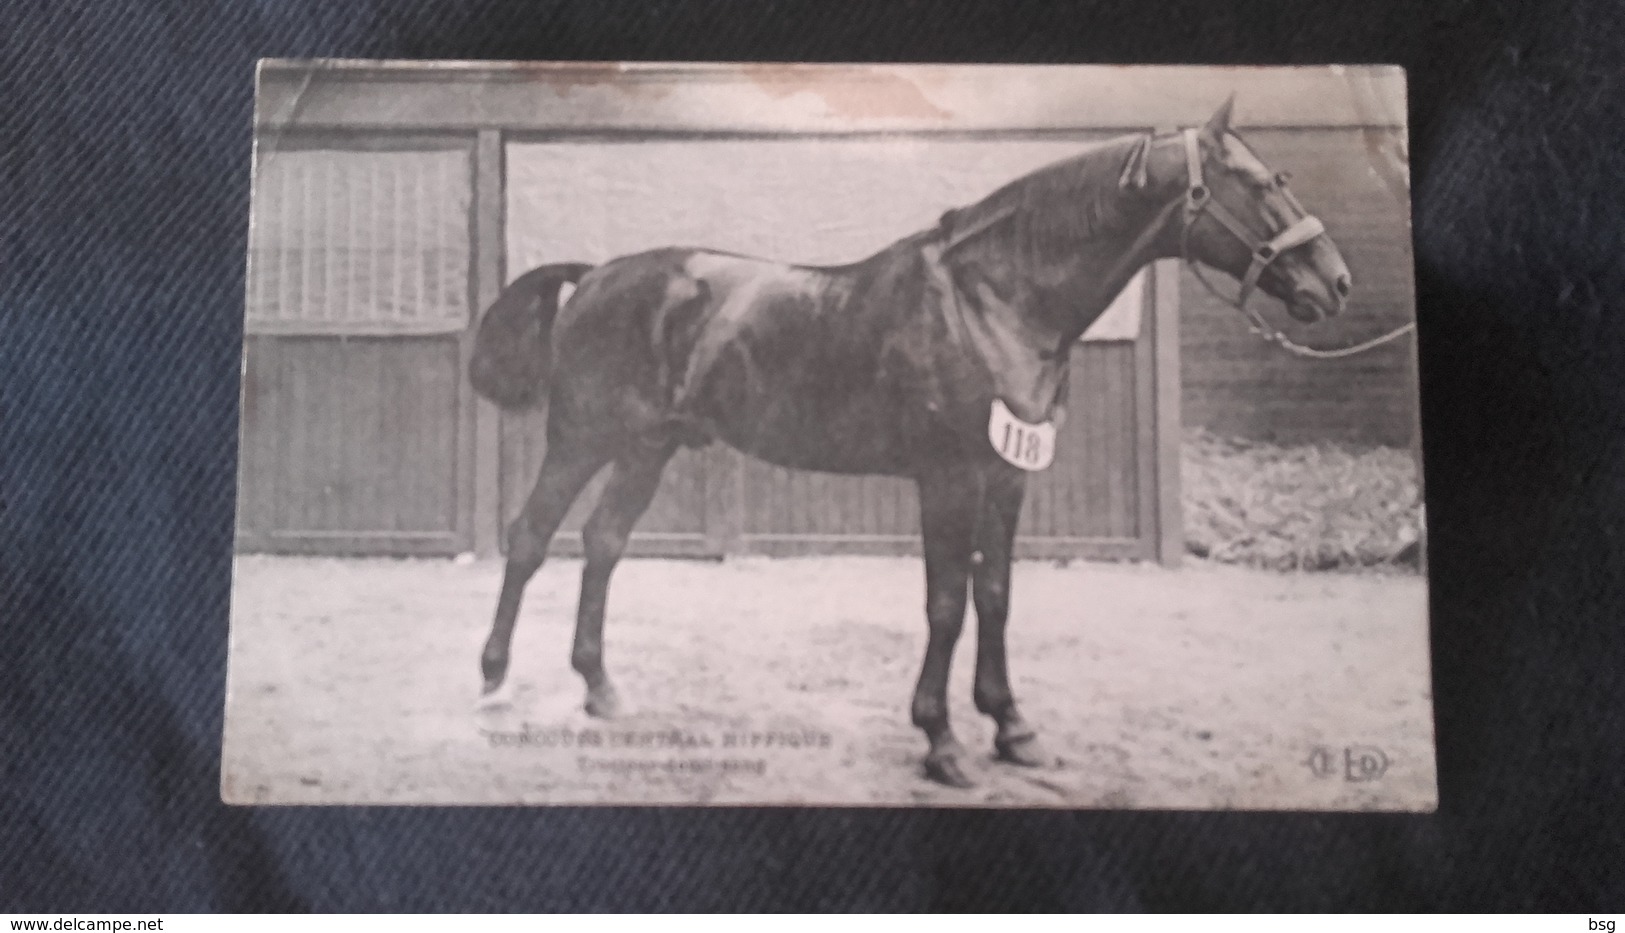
left=572, top=440, right=677, bottom=718
left=971, top=466, right=1047, bottom=767
left=481, top=439, right=610, bottom=695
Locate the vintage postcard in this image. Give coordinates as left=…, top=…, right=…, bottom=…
left=223, top=61, right=1433, bottom=809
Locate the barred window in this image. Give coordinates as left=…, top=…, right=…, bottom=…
left=247, top=147, right=471, bottom=334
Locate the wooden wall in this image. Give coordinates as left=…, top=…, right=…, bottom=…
left=236, top=335, right=470, bottom=555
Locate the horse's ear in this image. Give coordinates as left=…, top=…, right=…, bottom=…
left=1118, top=134, right=1154, bottom=189
left=1199, top=94, right=1236, bottom=149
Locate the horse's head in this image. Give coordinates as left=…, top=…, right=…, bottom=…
left=1139, top=98, right=1353, bottom=323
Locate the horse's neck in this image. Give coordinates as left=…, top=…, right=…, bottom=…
left=956, top=190, right=1177, bottom=345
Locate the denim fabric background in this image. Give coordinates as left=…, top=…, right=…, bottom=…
left=3, top=0, right=1623, bottom=912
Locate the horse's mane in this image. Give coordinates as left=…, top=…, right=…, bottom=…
left=736, top=133, right=1155, bottom=276
left=940, top=132, right=1152, bottom=265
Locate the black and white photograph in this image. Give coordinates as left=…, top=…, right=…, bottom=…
left=222, top=61, right=1431, bottom=809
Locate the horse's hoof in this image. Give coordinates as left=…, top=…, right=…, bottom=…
left=583, top=683, right=621, bottom=719
left=924, top=751, right=976, bottom=789
left=480, top=655, right=508, bottom=693
left=475, top=675, right=512, bottom=712
left=995, top=731, right=1048, bottom=768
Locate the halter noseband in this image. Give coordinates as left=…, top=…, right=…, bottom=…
left=1180, top=128, right=1327, bottom=313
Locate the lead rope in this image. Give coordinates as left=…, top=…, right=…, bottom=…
left=1180, top=217, right=1418, bottom=359
left=1249, top=320, right=1416, bottom=359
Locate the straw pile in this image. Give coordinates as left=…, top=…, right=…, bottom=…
left=1182, top=430, right=1424, bottom=571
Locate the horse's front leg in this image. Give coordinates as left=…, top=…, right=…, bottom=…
left=971, top=464, right=1048, bottom=767
left=911, top=464, right=981, bottom=788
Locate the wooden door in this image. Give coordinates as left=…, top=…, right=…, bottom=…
left=236, top=139, right=478, bottom=556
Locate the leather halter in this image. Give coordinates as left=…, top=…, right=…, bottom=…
left=1180, top=128, right=1326, bottom=314
left=938, top=129, right=1415, bottom=360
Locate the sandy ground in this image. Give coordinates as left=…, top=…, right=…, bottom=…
left=221, top=555, right=1436, bottom=810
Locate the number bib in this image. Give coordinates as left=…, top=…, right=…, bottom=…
left=988, top=398, right=1057, bottom=471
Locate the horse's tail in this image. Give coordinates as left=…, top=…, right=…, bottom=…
left=468, top=262, right=594, bottom=410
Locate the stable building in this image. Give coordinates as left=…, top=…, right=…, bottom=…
left=237, top=62, right=1415, bottom=565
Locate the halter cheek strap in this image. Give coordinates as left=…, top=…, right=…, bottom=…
left=1182, top=128, right=1326, bottom=309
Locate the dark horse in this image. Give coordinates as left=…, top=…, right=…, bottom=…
left=468, top=99, right=1353, bottom=787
